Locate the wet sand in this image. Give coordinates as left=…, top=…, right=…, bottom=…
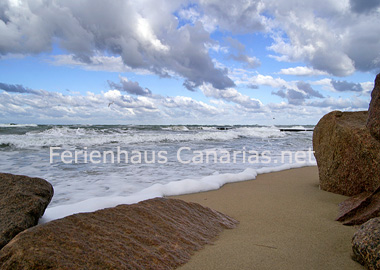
left=172, top=166, right=363, bottom=270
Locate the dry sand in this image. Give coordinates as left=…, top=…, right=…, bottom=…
left=172, top=166, right=364, bottom=270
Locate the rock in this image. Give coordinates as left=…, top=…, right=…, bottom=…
left=0, top=198, right=238, bottom=269
left=336, top=186, right=380, bottom=225
left=367, top=73, right=380, bottom=141
left=313, top=110, right=380, bottom=196
left=352, top=217, right=380, bottom=269
left=0, top=173, right=53, bottom=250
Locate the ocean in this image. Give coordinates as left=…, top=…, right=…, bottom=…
left=0, top=124, right=316, bottom=222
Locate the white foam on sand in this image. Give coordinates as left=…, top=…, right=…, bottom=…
left=40, top=162, right=316, bottom=223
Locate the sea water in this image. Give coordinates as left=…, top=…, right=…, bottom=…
left=0, top=124, right=316, bottom=222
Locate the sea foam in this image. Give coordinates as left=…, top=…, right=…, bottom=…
left=40, top=162, right=316, bottom=223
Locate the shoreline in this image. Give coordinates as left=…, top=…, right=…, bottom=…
left=41, top=163, right=316, bottom=223
left=172, top=166, right=363, bottom=269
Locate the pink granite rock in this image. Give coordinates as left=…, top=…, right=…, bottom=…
left=313, top=111, right=380, bottom=196
left=0, top=198, right=238, bottom=269
left=367, top=73, right=380, bottom=141
left=0, top=173, right=53, bottom=250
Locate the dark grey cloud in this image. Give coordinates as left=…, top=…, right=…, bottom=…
left=309, top=49, right=354, bottom=77
left=0, top=2, right=10, bottom=24
left=272, top=89, right=286, bottom=98
left=287, top=89, right=305, bottom=101
left=350, top=0, right=380, bottom=13
left=296, top=81, right=324, bottom=98
left=272, top=82, right=324, bottom=105
left=108, top=78, right=152, bottom=96
left=0, top=82, right=41, bottom=95
left=331, top=79, right=363, bottom=92
left=248, top=84, right=259, bottom=89
left=0, top=1, right=234, bottom=91
left=229, top=54, right=261, bottom=69
left=167, top=23, right=235, bottom=91
left=287, top=89, right=306, bottom=105
left=272, top=88, right=305, bottom=105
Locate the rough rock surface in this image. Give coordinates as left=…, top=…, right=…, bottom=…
left=367, top=73, right=380, bottom=141
left=313, top=110, right=380, bottom=196
left=0, top=173, right=53, bottom=250
left=0, top=198, right=238, bottom=269
left=352, top=217, right=380, bottom=269
left=337, top=186, right=380, bottom=225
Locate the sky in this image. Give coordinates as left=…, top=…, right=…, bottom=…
left=0, top=0, right=379, bottom=125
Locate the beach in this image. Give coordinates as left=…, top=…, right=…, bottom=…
left=173, top=166, right=363, bottom=269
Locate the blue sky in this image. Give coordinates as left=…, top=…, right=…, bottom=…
left=0, top=0, right=379, bottom=125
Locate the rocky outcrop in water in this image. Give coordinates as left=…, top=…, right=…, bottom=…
left=313, top=110, right=380, bottom=196
left=0, top=173, right=53, bottom=250
left=352, top=217, right=380, bottom=269
left=0, top=198, right=238, bottom=269
left=367, top=73, right=380, bottom=141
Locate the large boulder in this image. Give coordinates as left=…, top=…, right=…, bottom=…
left=352, top=217, right=380, bottom=269
left=367, top=73, right=380, bottom=141
left=313, top=110, right=380, bottom=196
left=0, top=173, right=53, bottom=250
left=0, top=198, right=238, bottom=269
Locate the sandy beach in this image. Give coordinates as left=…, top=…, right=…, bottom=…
left=172, top=166, right=364, bottom=270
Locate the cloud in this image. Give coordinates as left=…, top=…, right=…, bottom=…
left=0, top=80, right=231, bottom=124
left=1, top=79, right=369, bottom=125
left=108, top=77, right=152, bottom=96
left=50, top=54, right=135, bottom=73
left=197, top=0, right=377, bottom=76
left=0, top=0, right=234, bottom=90
left=272, top=81, right=323, bottom=105
left=272, top=87, right=369, bottom=110
left=226, top=36, right=261, bottom=69
left=225, top=36, right=246, bottom=52
left=265, top=0, right=380, bottom=76
left=201, top=83, right=262, bottom=109
left=205, top=0, right=379, bottom=76
left=307, top=96, right=369, bottom=110
left=268, top=23, right=356, bottom=77
left=250, top=74, right=289, bottom=88
left=296, top=81, right=324, bottom=98
left=361, top=81, right=375, bottom=93
left=161, top=96, right=221, bottom=116
left=278, top=66, right=328, bottom=76
left=272, top=88, right=306, bottom=105
left=331, top=79, right=364, bottom=92
left=350, top=0, right=380, bottom=13
left=103, top=90, right=156, bottom=111
left=229, top=54, right=261, bottom=69
left=247, top=84, right=259, bottom=89
left=0, top=82, right=41, bottom=95
left=166, top=22, right=235, bottom=91
left=2, top=0, right=380, bottom=84
left=198, top=0, right=267, bottom=34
